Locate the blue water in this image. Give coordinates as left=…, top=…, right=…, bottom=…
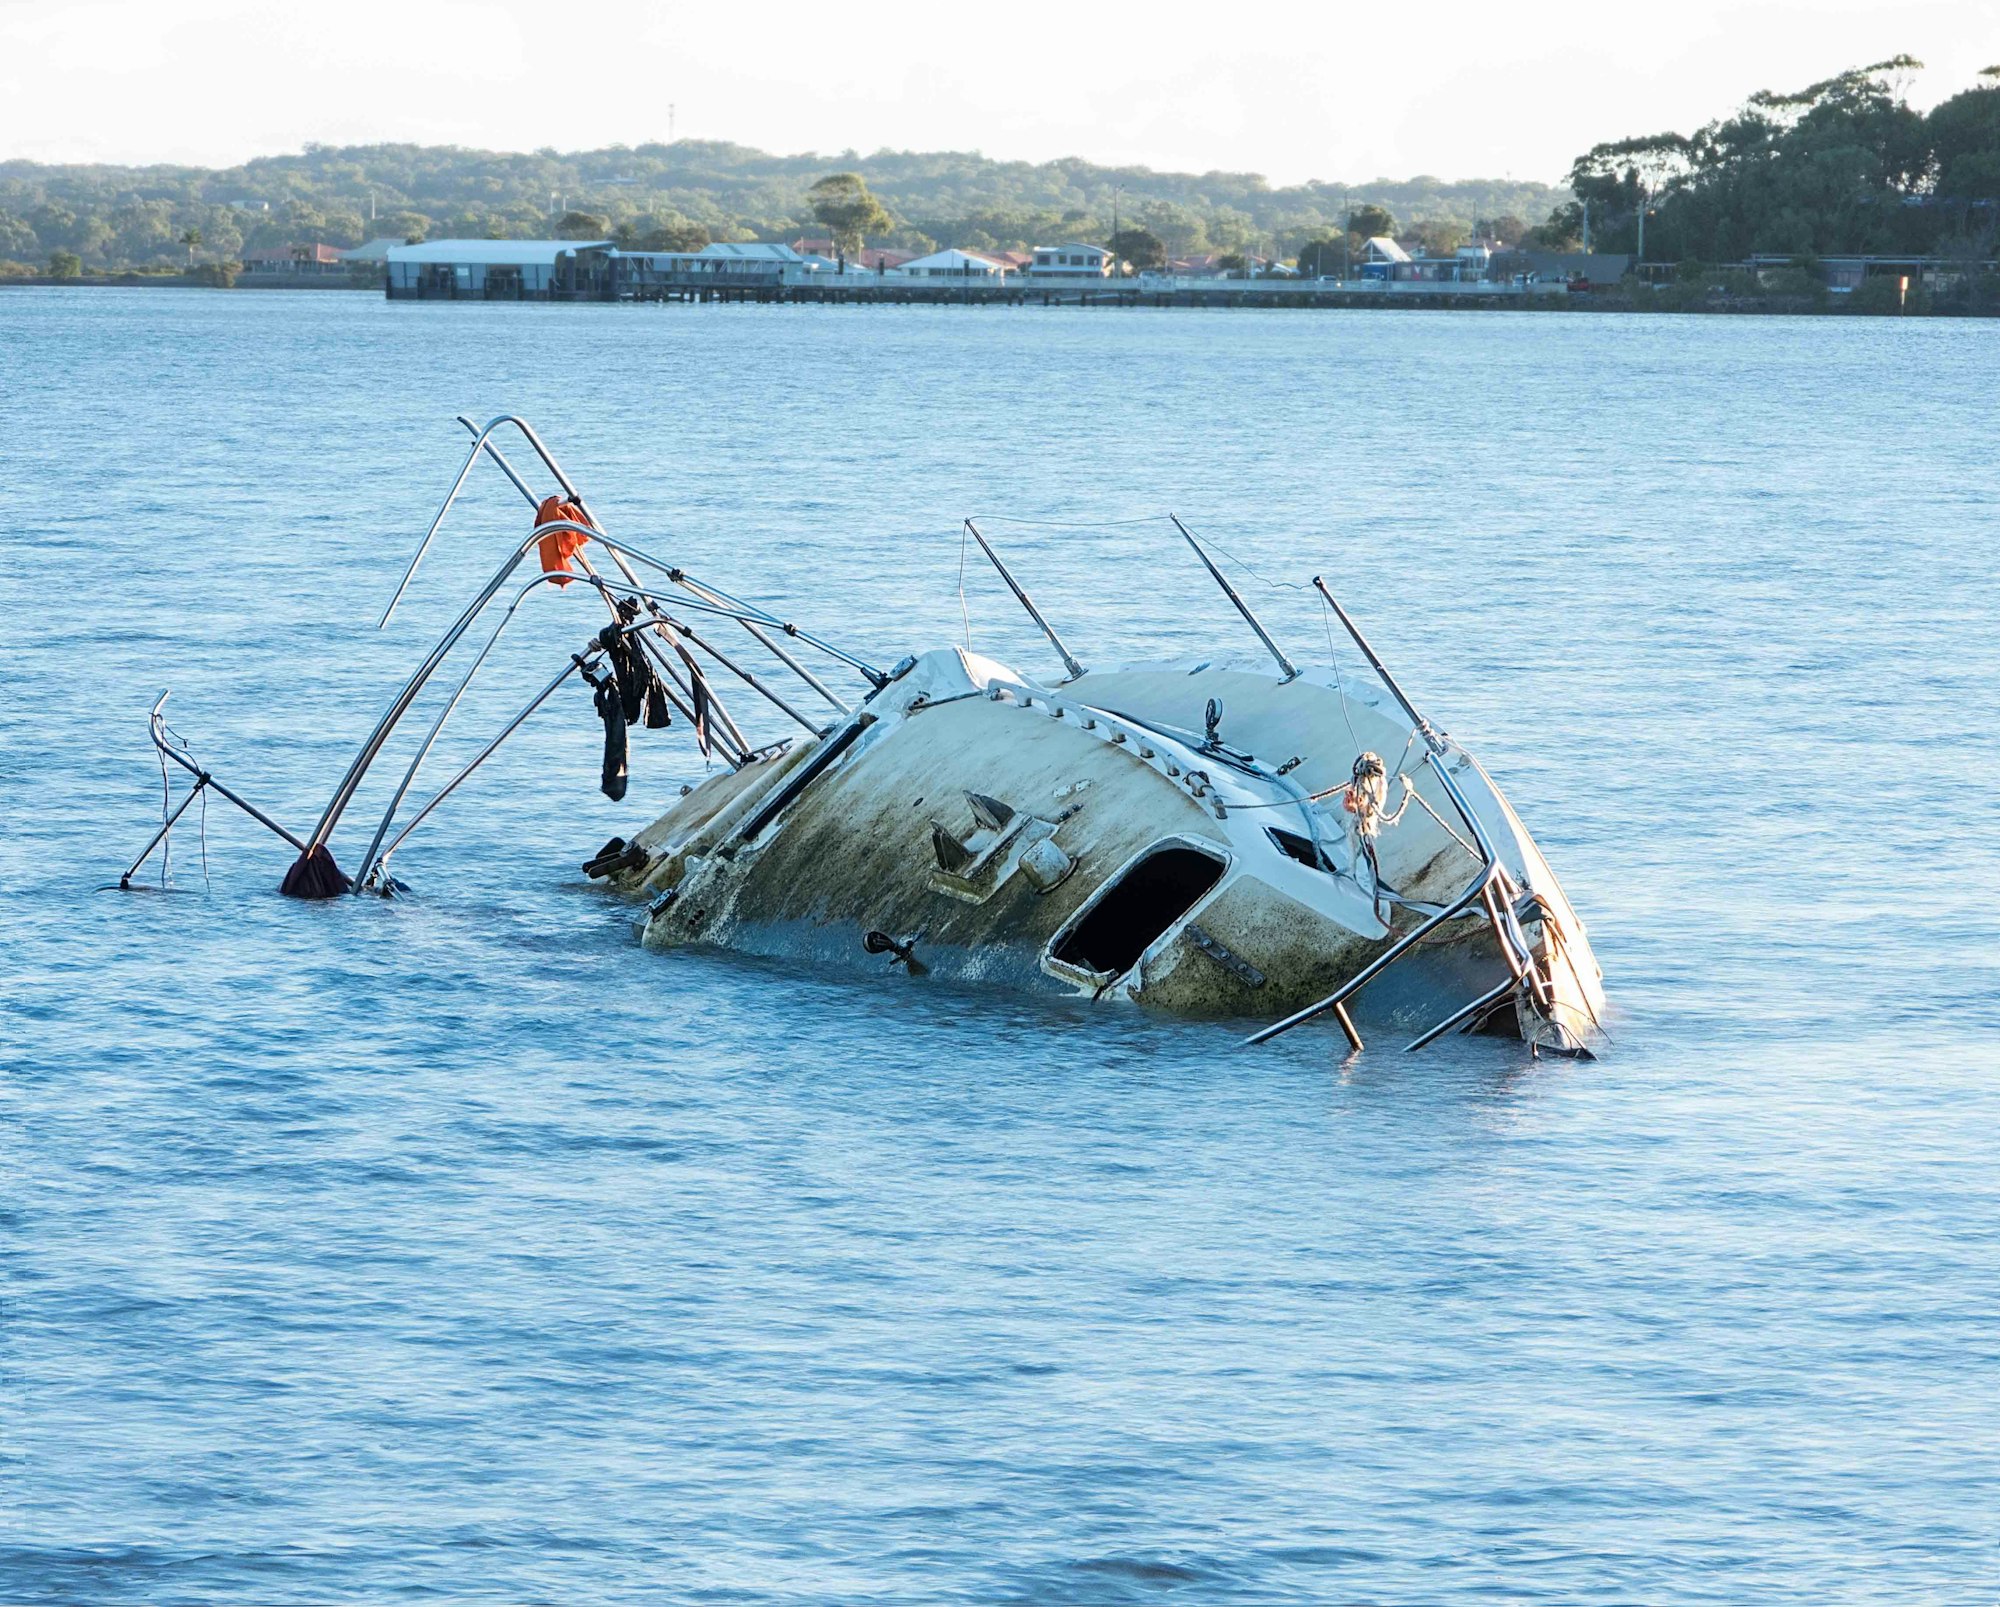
left=4, top=289, right=1998, bottom=1603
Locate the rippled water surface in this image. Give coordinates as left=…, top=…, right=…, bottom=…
left=4, top=290, right=1998, bottom=1603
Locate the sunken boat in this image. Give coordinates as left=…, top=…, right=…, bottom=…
left=124, top=416, right=1606, bottom=1056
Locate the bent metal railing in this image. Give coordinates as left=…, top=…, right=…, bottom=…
left=324, top=520, right=883, bottom=888
left=1243, top=746, right=1560, bottom=1055
left=300, top=415, right=887, bottom=891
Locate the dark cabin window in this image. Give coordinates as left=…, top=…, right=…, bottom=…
left=1050, top=845, right=1226, bottom=977
left=1266, top=826, right=1328, bottom=871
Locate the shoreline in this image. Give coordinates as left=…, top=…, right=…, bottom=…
left=3, top=274, right=1991, bottom=317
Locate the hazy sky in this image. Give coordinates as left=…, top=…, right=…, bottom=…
left=1, top=0, right=1992, bottom=183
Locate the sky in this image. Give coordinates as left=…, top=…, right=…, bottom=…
left=0, top=0, right=1993, bottom=184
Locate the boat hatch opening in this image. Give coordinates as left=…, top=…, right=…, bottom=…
left=1265, top=826, right=1327, bottom=871
left=1049, top=844, right=1227, bottom=977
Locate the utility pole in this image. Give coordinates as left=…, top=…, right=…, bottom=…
left=1636, top=186, right=1647, bottom=269
left=1580, top=198, right=1590, bottom=253
left=1111, top=183, right=1121, bottom=274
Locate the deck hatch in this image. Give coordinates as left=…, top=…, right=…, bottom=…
left=1048, top=843, right=1226, bottom=978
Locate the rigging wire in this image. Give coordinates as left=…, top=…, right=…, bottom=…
left=156, top=719, right=212, bottom=890
left=956, top=521, right=971, bottom=651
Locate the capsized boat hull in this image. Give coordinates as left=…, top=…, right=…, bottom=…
left=597, top=647, right=1606, bottom=1052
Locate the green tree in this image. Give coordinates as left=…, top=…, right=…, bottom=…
left=1409, top=218, right=1466, bottom=255
left=47, top=251, right=81, bottom=280
left=382, top=211, right=430, bottom=245
left=617, top=212, right=710, bottom=252
left=1296, top=236, right=1344, bottom=276
left=180, top=226, right=203, bottom=266
left=555, top=210, right=609, bottom=239
left=1108, top=226, right=1165, bottom=270
left=1531, top=202, right=1584, bottom=249
left=808, top=172, right=892, bottom=254
left=1134, top=200, right=1209, bottom=256
left=1348, top=203, right=1396, bottom=241
left=0, top=211, right=36, bottom=259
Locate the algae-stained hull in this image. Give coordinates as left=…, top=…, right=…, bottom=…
left=602, top=647, right=1606, bottom=1051
left=123, top=413, right=1603, bottom=1056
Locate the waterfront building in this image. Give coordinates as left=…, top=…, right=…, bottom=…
left=787, top=237, right=915, bottom=271
left=1355, top=237, right=1412, bottom=280
left=240, top=243, right=349, bottom=279
left=1029, top=244, right=1112, bottom=278
left=384, top=239, right=613, bottom=299
left=900, top=248, right=1011, bottom=279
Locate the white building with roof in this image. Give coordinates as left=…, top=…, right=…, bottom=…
left=695, top=242, right=806, bottom=263
left=384, top=239, right=613, bottom=299
left=900, top=248, right=1011, bottom=279
left=1029, top=243, right=1112, bottom=278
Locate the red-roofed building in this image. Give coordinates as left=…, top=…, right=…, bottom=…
left=787, top=236, right=915, bottom=271
left=240, top=243, right=350, bottom=277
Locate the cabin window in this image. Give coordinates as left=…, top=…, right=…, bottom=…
left=1049, top=843, right=1226, bottom=977
left=1266, top=826, right=1329, bottom=871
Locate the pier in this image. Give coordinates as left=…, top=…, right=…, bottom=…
left=613, top=275, right=1568, bottom=309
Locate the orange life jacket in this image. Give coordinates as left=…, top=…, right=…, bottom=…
left=536, top=494, right=593, bottom=584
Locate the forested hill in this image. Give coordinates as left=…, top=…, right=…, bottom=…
left=0, top=140, right=1563, bottom=272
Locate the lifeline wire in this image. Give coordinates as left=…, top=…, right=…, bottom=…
left=968, top=512, right=1178, bottom=530
left=956, top=522, right=971, bottom=650
left=156, top=720, right=212, bottom=890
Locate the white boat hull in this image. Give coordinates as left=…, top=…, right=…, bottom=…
left=601, top=648, right=1606, bottom=1053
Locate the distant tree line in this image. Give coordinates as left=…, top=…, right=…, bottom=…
left=0, top=140, right=1561, bottom=275
left=1547, top=58, right=2000, bottom=265
left=9, top=62, right=1990, bottom=284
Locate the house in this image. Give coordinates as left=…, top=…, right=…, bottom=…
left=1488, top=251, right=1632, bottom=288
left=240, top=243, right=349, bottom=277
left=1746, top=252, right=1969, bottom=293
left=788, top=237, right=914, bottom=271
left=899, top=248, right=1010, bottom=279
left=1400, top=245, right=1493, bottom=284
left=384, top=239, right=613, bottom=300
left=1170, top=253, right=1230, bottom=277
left=1029, top=243, right=1112, bottom=278
left=1355, top=236, right=1412, bottom=280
